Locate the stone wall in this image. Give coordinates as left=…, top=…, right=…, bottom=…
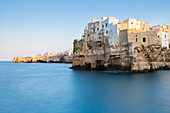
left=119, top=30, right=161, bottom=47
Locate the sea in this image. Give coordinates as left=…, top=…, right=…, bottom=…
left=0, top=61, right=170, bottom=113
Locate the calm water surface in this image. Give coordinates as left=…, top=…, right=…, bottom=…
left=0, top=61, right=170, bottom=113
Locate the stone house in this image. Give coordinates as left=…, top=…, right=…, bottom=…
left=119, top=29, right=169, bottom=50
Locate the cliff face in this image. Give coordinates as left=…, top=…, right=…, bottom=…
left=71, top=36, right=110, bottom=70
left=13, top=56, right=48, bottom=63
left=13, top=55, right=73, bottom=63
left=107, top=44, right=170, bottom=72
left=72, top=37, right=170, bottom=72
left=131, top=45, right=170, bottom=72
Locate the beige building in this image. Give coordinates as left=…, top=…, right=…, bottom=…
left=123, top=18, right=150, bottom=31
left=116, top=19, right=150, bottom=45
left=119, top=29, right=169, bottom=50
left=118, top=20, right=170, bottom=50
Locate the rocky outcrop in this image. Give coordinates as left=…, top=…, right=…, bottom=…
left=71, top=36, right=110, bottom=70
left=107, top=44, right=170, bottom=72
left=13, top=55, right=72, bottom=63
left=71, top=40, right=170, bottom=72
left=131, top=45, right=170, bottom=72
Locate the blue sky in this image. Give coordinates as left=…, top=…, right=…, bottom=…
left=0, top=0, right=170, bottom=61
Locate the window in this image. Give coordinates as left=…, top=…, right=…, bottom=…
left=143, top=37, right=146, bottom=42
left=136, top=38, right=138, bottom=42
left=106, top=23, right=107, bottom=27
left=97, top=28, right=99, bottom=30
left=99, top=37, right=101, bottom=39
left=131, top=22, right=133, bottom=24
left=102, top=33, right=104, bottom=35
left=136, top=35, right=138, bottom=37
left=165, top=35, right=166, bottom=38
left=137, top=23, right=138, bottom=25
left=93, top=29, right=95, bottom=32
left=158, top=36, right=160, bottom=38
left=102, top=25, right=104, bottom=29
left=106, top=30, right=108, bottom=34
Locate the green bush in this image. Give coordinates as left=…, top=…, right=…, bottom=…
left=161, top=47, right=167, bottom=51
left=141, top=44, right=144, bottom=49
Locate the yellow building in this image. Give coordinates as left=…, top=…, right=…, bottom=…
left=140, top=22, right=150, bottom=31
left=117, top=19, right=150, bottom=44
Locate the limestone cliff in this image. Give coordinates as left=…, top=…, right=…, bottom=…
left=108, top=44, right=170, bottom=72
left=13, top=55, right=72, bottom=63
left=71, top=37, right=170, bottom=72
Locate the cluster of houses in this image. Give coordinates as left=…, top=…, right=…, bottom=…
left=37, top=49, right=73, bottom=57
left=84, top=17, right=169, bottom=49
left=71, top=17, right=170, bottom=71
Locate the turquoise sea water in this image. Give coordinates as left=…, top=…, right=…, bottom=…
left=0, top=61, right=170, bottom=113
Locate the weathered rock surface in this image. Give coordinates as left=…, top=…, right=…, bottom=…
left=107, top=44, right=170, bottom=72
left=13, top=55, right=72, bottom=63
left=71, top=39, right=170, bottom=73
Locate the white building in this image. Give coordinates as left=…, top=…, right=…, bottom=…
left=86, top=17, right=150, bottom=46
left=62, top=49, right=73, bottom=56
left=157, top=32, right=169, bottom=49
left=87, top=19, right=102, bottom=41
left=86, top=17, right=119, bottom=46
left=37, top=49, right=73, bottom=57
left=101, top=17, right=119, bottom=46
left=124, top=18, right=141, bottom=30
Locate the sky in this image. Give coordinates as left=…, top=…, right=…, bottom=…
left=0, top=0, right=170, bottom=61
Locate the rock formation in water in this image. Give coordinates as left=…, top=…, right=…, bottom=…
left=70, top=18, right=170, bottom=73
left=13, top=55, right=72, bottom=63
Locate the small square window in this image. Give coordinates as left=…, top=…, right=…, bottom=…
left=97, top=28, right=99, bottom=30
left=143, top=37, right=146, bottom=42
left=131, top=22, right=133, bottom=24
